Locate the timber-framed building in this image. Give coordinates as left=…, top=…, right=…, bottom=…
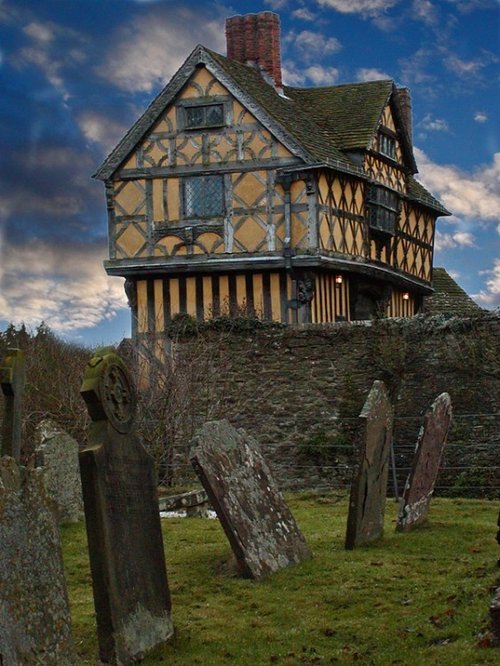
left=95, top=11, right=450, bottom=339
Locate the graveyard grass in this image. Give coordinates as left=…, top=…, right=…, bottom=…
left=62, top=494, right=499, bottom=665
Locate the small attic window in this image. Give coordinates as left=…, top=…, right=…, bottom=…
left=379, top=132, right=396, bottom=160
left=185, top=103, right=224, bottom=129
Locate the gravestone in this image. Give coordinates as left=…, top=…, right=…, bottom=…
left=396, top=393, right=452, bottom=532
left=158, top=488, right=210, bottom=517
left=0, top=457, right=76, bottom=665
left=345, top=380, right=393, bottom=550
left=79, top=347, right=173, bottom=665
left=0, top=348, right=25, bottom=460
left=190, top=419, right=312, bottom=579
left=35, top=419, right=84, bottom=524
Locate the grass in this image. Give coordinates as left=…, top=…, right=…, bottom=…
left=62, top=494, right=499, bottom=665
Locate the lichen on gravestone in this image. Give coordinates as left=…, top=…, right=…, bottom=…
left=190, top=419, right=312, bottom=579
left=0, top=457, right=76, bottom=665
left=396, top=393, right=452, bottom=532
left=79, top=347, right=173, bottom=665
left=345, top=380, right=394, bottom=549
left=35, top=419, right=84, bottom=524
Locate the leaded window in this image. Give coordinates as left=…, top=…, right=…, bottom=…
left=185, top=104, right=224, bottom=129
left=183, top=175, right=225, bottom=219
left=379, top=133, right=396, bottom=160
left=366, top=185, right=400, bottom=234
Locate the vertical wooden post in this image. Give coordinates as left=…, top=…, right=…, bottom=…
left=0, top=348, right=25, bottom=461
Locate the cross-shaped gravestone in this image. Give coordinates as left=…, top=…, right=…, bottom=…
left=0, top=348, right=25, bottom=461
left=345, top=380, right=393, bottom=549
left=191, top=419, right=312, bottom=579
left=79, top=347, right=173, bottom=665
left=396, top=392, right=452, bottom=532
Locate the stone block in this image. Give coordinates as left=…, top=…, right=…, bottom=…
left=190, top=419, right=311, bottom=579
left=396, top=393, right=452, bottom=531
left=79, top=348, right=173, bottom=665
left=35, top=419, right=84, bottom=524
left=0, top=457, right=75, bottom=665
left=345, top=380, right=393, bottom=549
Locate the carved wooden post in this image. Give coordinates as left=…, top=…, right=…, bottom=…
left=0, top=348, right=25, bottom=461
left=79, top=347, right=173, bottom=664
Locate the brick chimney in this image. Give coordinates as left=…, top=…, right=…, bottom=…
left=397, top=87, right=412, bottom=141
left=226, top=12, right=282, bottom=89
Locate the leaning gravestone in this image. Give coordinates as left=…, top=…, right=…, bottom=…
left=35, top=419, right=84, bottom=524
left=190, top=419, right=312, bottom=579
left=345, top=380, right=393, bottom=549
left=79, top=347, right=173, bottom=665
left=0, top=348, right=25, bottom=460
left=396, top=393, right=452, bottom=532
left=0, top=459, right=76, bottom=665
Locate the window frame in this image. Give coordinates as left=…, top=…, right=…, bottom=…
left=366, top=184, right=400, bottom=235
left=181, top=174, right=226, bottom=221
left=378, top=131, right=396, bottom=160
left=176, top=97, right=231, bottom=131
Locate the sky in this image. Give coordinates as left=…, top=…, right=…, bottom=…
left=0, top=0, right=498, bottom=345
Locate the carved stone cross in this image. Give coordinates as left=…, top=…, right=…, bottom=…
left=79, top=347, right=173, bottom=664
left=0, top=348, right=25, bottom=461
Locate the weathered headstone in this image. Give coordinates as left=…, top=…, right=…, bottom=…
left=0, top=457, right=75, bottom=665
left=190, top=419, right=312, bottom=579
left=35, top=419, right=84, bottom=524
left=0, top=348, right=25, bottom=461
left=345, top=380, right=393, bottom=550
left=79, top=347, right=173, bottom=665
left=396, top=393, right=452, bottom=532
left=158, top=488, right=210, bottom=517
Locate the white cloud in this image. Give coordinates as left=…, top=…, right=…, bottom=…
left=292, top=8, right=317, bottom=20
left=282, top=62, right=340, bottom=86
left=77, top=112, right=128, bottom=153
left=399, top=48, right=435, bottom=85
left=434, top=231, right=476, bottom=250
left=23, top=21, right=54, bottom=43
left=411, top=0, right=438, bottom=24
left=473, top=259, right=500, bottom=308
left=303, top=65, right=340, bottom=85
left=264, top=0, right=289, bottom=8
left=286, top=30, right=342, bottom=59
left=0, top=239, right=127, bottom=334
left=415, top=148, right=500, bottom=222
left=96, top=8, right=225, bottom=93
left=315, top=0, right=399, bottom=15
left=356, top=67, right=391, bottom=81
left=419, top=113, right=450, bottom=132
left=474, top=111, right=488, bottom=123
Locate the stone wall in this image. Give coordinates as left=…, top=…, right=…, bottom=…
left=151, top=312, right=499, bottom=497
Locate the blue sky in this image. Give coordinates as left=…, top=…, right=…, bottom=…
left=0, top=0, right=498, bottom=344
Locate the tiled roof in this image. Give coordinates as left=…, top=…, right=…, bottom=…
left=427, top=268, right=483, bottom=316
left=284, top=80, right=393, bottom=152
left=407, top=176, right=450, bottom=215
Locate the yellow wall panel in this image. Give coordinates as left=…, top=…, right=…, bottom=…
left=137, top=280, right=148, bottom=333
left=253, top=274, right=264, bottom=315
left=186, top=278, right=196, bottom=317
left=235, top=218, right=267, bottom=252
left=219, top=275, right=229, bottom=313
left=117, top=224, right=146, bottom=257
left=168, top=178, right=179, bottom=220
left=152, top=179, right=164, bottom=221
left=236, top=274, right=246, bottom=309
left=154, top=279, right=164, bottom=332
left=270, top=273, right=281, bottom=321
left=203, top=276, right=212, bottom=319
left=233, top=172, right=266, bottom=204
left=115, top=181, right=145, bottom=215
left=155, top=235, right=182, bottom=255
left=122, top=154, right=136, bottom=170
left=169, top=279, right=179, bottom=319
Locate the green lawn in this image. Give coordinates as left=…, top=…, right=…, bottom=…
left=62, top=494, right=499, bottom=665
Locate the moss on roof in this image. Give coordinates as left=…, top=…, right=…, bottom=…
left=284, top=80, right=393, bottom=151
left=427, top=268, right=483, bottom=316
